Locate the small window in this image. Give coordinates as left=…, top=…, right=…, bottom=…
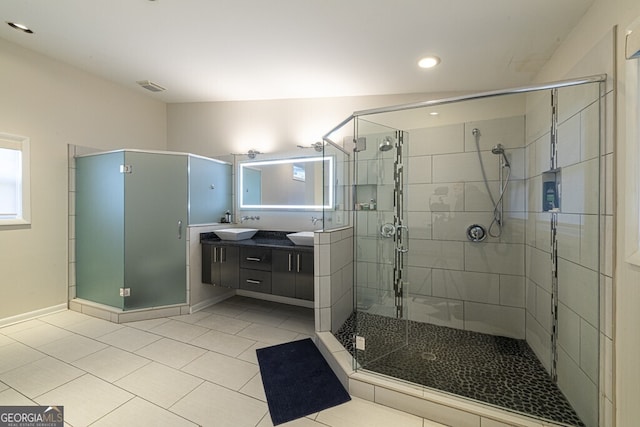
left=0, top=133, right=30, bottom=226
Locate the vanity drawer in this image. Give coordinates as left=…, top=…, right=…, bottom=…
left=239, top=268, right=272, bottom=293
left=240, top=247, right=272, bottom=271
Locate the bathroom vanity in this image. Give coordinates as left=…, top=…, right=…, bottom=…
left=200, top=230, right=314, bottom=301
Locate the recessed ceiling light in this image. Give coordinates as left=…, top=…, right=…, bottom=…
left=429, top=111, right=439, bottom=116
left=6, top=22, right=34, bottom=34
left=418, top=56, right=440, bottom=69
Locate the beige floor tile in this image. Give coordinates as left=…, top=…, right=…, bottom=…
left=237, top=323, right=299, bottom=345
left=315, top=397, right=423, bottom=427
left=190, top=329, right=255, bottom=357
left=126, top=317, right=171, bottom=331
left=0, top=319, right=44, bottom=335
left=169, top=311, right=213, bottom=324
left=147, top=319, right=209, bottom=342
left=0, top=342, right=46, bottom=374
left=0, top=388, right=37, bottom=406
left=115, top=362, right=203, bottom=407
left=135, top=337, right=207, bottom=369
left=239, top=372, right=266, bottom=402
left=36, top=374, right=134, bottom=426
left=0, top=334, right=14, bottom=347
left=237, top=341, right=273, bottom=365
left=278, top=316, right=315, bottom=335
left=72, top=346, right=152, bottom=382
left=6, top=323, right=73, bottom=348
left=182, top=351, right=259, bottom=390
left=97, top=326, right=162, bottom=351
left=40, top=310, right=90, bottom=328
left=256, top=413, right=324, bottom=427
left=63, top=317, right=124, bottom=338
left=240, top=310, right=289, bottom=327
left=194, top=313, right=252, bottom=334
left=201, top=303, right=248, bottom=318
left=38, top=334, right=108, bottom=362
left=0, top=356, right=84, bottom=398
left=91, top=397, right=198, bottom=427
left=171, top=381, right=268, bottom=427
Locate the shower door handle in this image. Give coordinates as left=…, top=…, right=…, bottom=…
left=397, top=225, right=409, bottom=253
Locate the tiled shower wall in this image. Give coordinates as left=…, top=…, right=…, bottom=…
left=524, top=83, right=611, bottom=427
left=402, top=116, right=527, bottom=339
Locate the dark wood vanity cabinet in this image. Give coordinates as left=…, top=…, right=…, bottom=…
left=202, top=240, right=313, bottom=300
left=202, top=244, right=239, bottom=288
left=272, top=249, right=314, bottom=300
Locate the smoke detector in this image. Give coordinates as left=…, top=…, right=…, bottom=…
left=136, top=80, right=166, bottom=92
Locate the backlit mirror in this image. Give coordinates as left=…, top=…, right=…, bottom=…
left=239, top=156, right=333, bottom=209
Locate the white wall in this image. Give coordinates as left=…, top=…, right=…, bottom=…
left=166, top=93, right=467, bottom=158
left=535, top=0, right=640, bottom=425
left=0, top=38, right=167, bottom=321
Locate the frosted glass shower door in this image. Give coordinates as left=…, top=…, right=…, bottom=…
left=76, top=151, right=126, bottom=309
left=123, top=151, right=188, bottom=309
left=353, top=118, right=409, bottom=367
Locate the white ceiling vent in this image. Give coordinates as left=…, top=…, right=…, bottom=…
left=136, top=80, right=166, bottom=92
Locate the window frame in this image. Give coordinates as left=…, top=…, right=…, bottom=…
left=0, top=132, right=31, bottom=227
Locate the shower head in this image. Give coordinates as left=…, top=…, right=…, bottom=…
left=379, top=136, right=394, bottom=152
left=491, top=144, right=510, bottom=167
left=491, top=144, right=505, bottom=154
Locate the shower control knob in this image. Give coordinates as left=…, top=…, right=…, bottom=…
left=466, top=224, right=487, bottom=242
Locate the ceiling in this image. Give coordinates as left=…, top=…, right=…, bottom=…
left=0, top=0, right=595, bottom=104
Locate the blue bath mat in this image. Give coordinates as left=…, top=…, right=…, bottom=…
left=256, top=338, right=351, bottom=425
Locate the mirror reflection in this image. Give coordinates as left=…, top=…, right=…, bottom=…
left=239, top=156, right=333, bottom=209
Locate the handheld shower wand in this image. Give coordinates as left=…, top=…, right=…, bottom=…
left=491, top=144, right=511, bottom=168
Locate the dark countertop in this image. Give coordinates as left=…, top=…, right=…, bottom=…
left=200, top=230, right=314, bottom=252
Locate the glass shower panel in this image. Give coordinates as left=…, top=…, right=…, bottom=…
left=353, top=118, right=409, bottom=368
left=75, top=151, right=125, bottom=309
left=552, top=82, right=602, bottom=427
left=322, top=140, right=350, bottom=230
left=188, top=156, right=232, bottom=225
left=123, top=151, right=188, bottom=309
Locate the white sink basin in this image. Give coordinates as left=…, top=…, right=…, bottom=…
left=287, top=231, right=314, bottom=246
left=213, top=228, right=258, bottom=241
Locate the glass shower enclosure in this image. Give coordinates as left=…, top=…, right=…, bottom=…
left=327, top=75, right=606, bottom=427
left=75, top=150, right=232, bottom=311
left=351, top=119, right=410, bottom=368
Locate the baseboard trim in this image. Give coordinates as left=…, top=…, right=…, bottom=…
left=190, top=291, right=235, bottom=313
left=0, top=303, right=68, bottom=328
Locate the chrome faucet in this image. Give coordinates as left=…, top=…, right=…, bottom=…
left=311, top=216, right=323, bottom=225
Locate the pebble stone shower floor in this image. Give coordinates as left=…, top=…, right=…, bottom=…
left=335, top=312, right=585, bottom=427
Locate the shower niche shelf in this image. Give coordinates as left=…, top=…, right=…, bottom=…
left=542, top=169, right=561, bottom=212
left=354, top=184, right=378, bottom=211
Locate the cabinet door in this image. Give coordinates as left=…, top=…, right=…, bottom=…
left=202, top=244, right=213, bottom=284
left=219, top=245, right=239, bottom=289
left=272, top=249, right=295, bottom=297
left=295, top=251, right=314, bottom=301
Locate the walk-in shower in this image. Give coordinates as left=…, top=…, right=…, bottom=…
left=323, top=75, right=606, bottom=427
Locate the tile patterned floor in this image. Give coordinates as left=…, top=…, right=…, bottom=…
left=0, top=296, right=435, bottom=427
left=335, top=311, right=585, bottom=427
